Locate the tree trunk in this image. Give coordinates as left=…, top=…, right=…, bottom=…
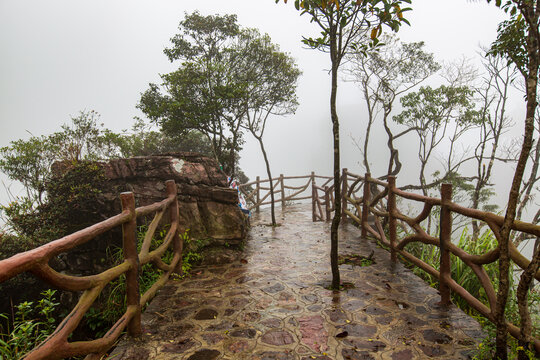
left=362, top=84, right=373, bottom=174
left=516, top=245, right=540, bottom=359
left=471, top=181, right=482, bottom=241
left=495, top=16, right=539, bottom=359
left=228, top=140, right=237, bottom=182
left=329, top=29, right=341, bottom=290
left=382, top=110, right=402, bottom=178
left=256, top=136, right=276, bottom=226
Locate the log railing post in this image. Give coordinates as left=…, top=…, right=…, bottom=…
left=361, top=173, right=371, bottom=238
left=280, top=174, right=285, bottom=208
left=388, top=176, right=397, bottom=262
left=439, top=183, right=453, bottom=305
left=325, top=186, right=331, bottom=222
left=311, top=172, right=316, bottom=222
left=342, top=168, right=348, bottom=224
left=166, top=180, right=182, bottom=275
left=256, top=176, right=260, bottom=213
left=120, top=192, right=142, bottom=337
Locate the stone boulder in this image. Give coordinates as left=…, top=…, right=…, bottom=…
left=51, top=152, right=247, bottom=248
left=97, top=153, right=247, bottom=246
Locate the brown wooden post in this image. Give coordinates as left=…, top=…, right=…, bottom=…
left=341, top=168, right=348, bottom=223
left=256, top=176, right=260, bottom=213
left=166, top=180, right=182, bottom=275
left=361, top=173, right=371, bottom=238
left=280, top=174, right=285, bottom=208
left=388, top=176, right=397, bottom=262
left=121, top=192, right=142, bottom=337
left=324, top=185, right=331, bottom=221
left=311, top=172, right=316, bottom=222
left=439, top=183, right=453, bottom=305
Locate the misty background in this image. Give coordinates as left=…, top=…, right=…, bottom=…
left=1, top=0, right=525, bottom=223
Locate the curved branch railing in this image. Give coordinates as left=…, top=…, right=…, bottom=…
left=239, top=169, right=540, bottom=352
left=0, top=180, right=184, bottom=360
left=7, top=171, right=536, bottom=357
left=238, top=173, right=328, bottom=221
left=341, top=170, right=540, bottom=353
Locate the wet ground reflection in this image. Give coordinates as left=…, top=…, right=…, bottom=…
left=111, top=204, right=484, bottom=359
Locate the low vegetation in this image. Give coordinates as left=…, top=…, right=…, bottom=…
left=0, top=290, right=59, bottom=360
left=0, top=225, right=206, bottom=358
left=403, top=227, right=539, bottom=359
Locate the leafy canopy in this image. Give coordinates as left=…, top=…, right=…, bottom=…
left=394, top=85, right=479, bottom=128
left=276, top=0, right=411, bottom=57
left=139, top=11, right=300, bottom=177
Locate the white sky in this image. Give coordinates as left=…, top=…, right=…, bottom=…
left=0, top=0, right=515, bottom=208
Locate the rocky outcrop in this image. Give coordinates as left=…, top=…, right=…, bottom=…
left=94, top=153, right=247, bottom=246
left=0, top=154, right=247, bottom=326
left=48, top=152, right=247, bottom=275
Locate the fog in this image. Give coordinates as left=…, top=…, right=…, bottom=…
left=1, top=0, right=526, bottom=224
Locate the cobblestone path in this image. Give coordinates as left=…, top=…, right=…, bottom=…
left=111, top=205, right=485, bottom=359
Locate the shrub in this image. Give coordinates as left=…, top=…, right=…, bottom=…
left=1, top=162, right=108, bottom=242
left=0, top=290, right=59, bottom=360
left=403, top=227, right=539, bottom=359
left=84, top=227, right=203, bottom=337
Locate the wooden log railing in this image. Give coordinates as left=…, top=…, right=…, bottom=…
left=342, top=170, right=540, bottom=353
left=240, top=170, right=539, bottom=351
left=0, top=180, right=183, bottom=360
left=238, top=173, right=327, bottom=219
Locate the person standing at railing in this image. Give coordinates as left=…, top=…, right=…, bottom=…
left=228, top=176, right=251, bottom=216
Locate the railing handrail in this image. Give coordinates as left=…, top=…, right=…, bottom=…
left=241, top=169, right=540, bottom=352
left=0, top=180, right=183, bottom=360
left=345, top=170, right=540, bottom=353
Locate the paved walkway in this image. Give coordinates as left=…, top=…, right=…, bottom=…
left=111, top=205, right=484, bottom=359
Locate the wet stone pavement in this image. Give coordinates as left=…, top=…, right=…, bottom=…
left=111, top=204, right=485, bottom=359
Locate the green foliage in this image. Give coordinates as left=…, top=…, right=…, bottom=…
left=139, top=11, right=300, bottom=178
left=404, top=226, right=539, bottom=359
left=181, top=230, right=205, bottom=274
left=0, top=111, right=118, bottom=205
left=0, top=233, right=36, bottom=260
left=394, top=85, right=479, bottom=127
left=0, top=290, right=59, bottom=360
left=1, top=162, right=107, bottom=241
left=139, top=12, right=246, bottom=176
left=0, top=136, right=58, bottom=205
left=236, top=28, right=301, bottom=122
left=453, top=228, right=500, bottom=311
left=83, top=227, right=204, bottom=337
left=405, top=228, right=501, bottom=310
left=488, top=16, right=528, bottom=75
left=84, top=225, right=170, bottom=336
left=278, top=0, right=411, bottom=54
left=0, top=110, right=119, bottom=241
left=115, top=119, right=213, bottom=158
left=473, top=288, right=539, bottom=360
left=49, top=110, right=121, bottom=163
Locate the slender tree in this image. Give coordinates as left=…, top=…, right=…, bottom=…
left=469, top=54, right=516, bottom=241
left=237, top=29, right=301, bottom=226
left=274, top=0, right=410, bottom=289
left=345, top=34, right=440, bottom=177
left=394, top=84, right=478, bottom=233
left=139, top=12, right=248, bottom=179
left=394, top=85, right=478, bottom=194
left=485, top=1, right=540, bottom=358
